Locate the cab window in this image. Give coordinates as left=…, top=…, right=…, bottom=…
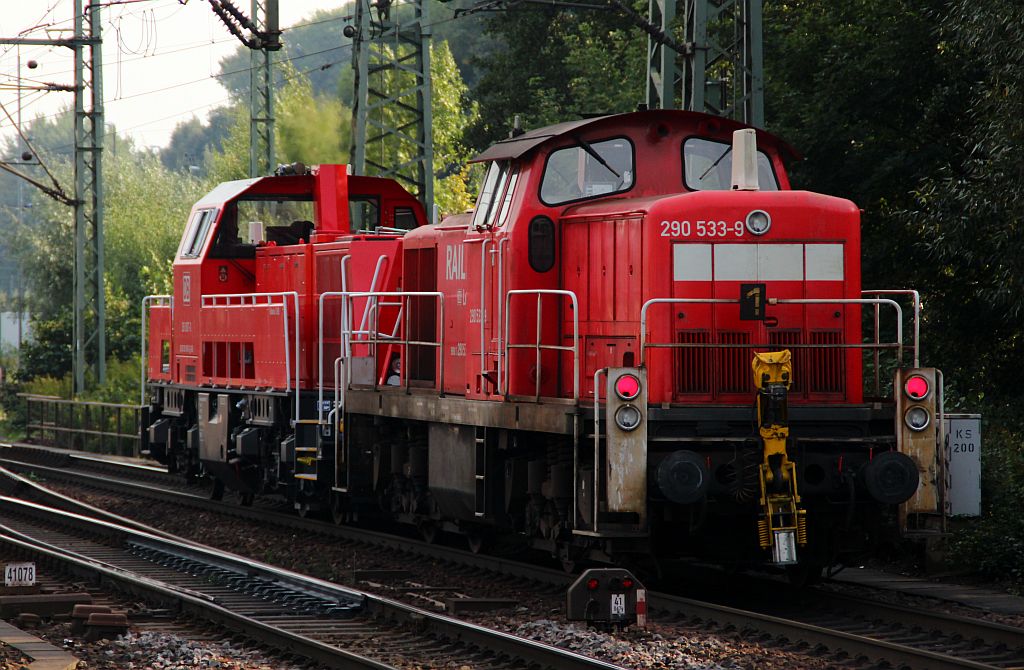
left=472, top=161, right=511, bottom=229
left=683, top=137, right=779, bottom=191
left=350, top=197, right=380, bottom=232
left=181, top=209, right=215, bottom=258
left=394, top=207, right=418, bottom=231
left=495, top=168, right=519, bottom=226
left=540, top=137, right=634, bottom=206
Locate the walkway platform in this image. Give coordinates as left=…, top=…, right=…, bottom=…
left=830, top=567, right=1024, bottom=615
left=0, top=619, right=78, bottom=670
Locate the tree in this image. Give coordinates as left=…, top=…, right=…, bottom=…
left=275, top=62, right=351, bottom=166
left=469, top=2, right=645, bottom=148
left=6, top=112, right=205, bottom=381
left=896, top=0, right=1024, bottom=396
left=432, top=40, right=479, bottom=217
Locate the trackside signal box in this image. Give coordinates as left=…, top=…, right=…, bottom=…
left=566, top=568, right=646, bottom=629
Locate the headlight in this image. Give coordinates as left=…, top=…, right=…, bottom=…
left=615, top=404, right=642, bottom=431
left=903, top=375, right=930, bottom=400
left=745, top=209, right=771, bottom=235
left=904, top=406, right=931, bottom=432
left=614, top=373, right=641, bottom=400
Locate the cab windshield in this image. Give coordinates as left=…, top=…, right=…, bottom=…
left=683, top=137, right=779, bottom=191
left=540, top=137, right=634, bottom=205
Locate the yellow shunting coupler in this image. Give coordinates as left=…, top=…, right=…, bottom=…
left=752, top=351, right=807, bottom=565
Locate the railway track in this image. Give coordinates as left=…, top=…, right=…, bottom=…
left=2, top=442, right=1023, bottom=669
left=0, top=489, right=622, bottom=669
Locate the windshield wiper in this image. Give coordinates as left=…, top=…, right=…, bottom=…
left=572, top=134, right=621, bottom=179
left=699, top=146, right=732, bottom=181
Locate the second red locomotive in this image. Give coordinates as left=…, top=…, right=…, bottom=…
left=143, top=110, right=943, bottom=576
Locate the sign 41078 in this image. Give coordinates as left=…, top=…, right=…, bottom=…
left=5, top=562, right=36, bottom=587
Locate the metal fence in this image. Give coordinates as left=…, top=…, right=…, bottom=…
left=21, top=394, right=147, bottom=458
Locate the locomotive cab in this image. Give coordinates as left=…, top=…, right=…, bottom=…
left=144, top=164, right=426, bottom=497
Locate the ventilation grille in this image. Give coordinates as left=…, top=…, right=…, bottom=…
left=718, top=331, right=753, bottom=394
left=675, top=330, right=711, bottom=394
left=807, top=330, right=845, bottom=394
left=673, top=329, right=846, bottom=399
left=768, top=329, right=802, bottom=394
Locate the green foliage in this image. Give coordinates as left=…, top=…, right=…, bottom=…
left=432, top=40, right=480, bottom=217
left=205, top=104, right=251, bottom=183
left=763, top=0, right=967, bottom=297
left=469, top=3, right=645, bottom=148
left=3, top=112, right=203, bottom=392
left=160, top=108, right=236, bottom=176
left=894, top=0, right=1024, bottom=395
left=218, top=7, right=352, bottom=102
left=946, top=407, right=1024, bottom=589
left=275, top=63, right=351, bottom=166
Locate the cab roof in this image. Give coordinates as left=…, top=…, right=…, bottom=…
left=471, top=110, right=801, bottom=163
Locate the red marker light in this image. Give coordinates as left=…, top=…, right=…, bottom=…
left=622, top=577, right=635, bottom=589
left=586, top=578, right=600, bottom=591
left=904, top=375, right=930, bottom=400
left=615, top=374, right=641, bottom=400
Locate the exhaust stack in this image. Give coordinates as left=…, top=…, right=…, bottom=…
left=731, top=128, right=760, bottom=191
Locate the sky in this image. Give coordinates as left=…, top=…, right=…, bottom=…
left=0, top=0, right=344, bottom=153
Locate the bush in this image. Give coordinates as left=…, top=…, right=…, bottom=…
left=945, top=403, right=1024, bottom=590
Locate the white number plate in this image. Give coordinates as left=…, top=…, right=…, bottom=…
left=610, top=593, right=626, bottom=617
left=660, top=219, right=745, bottom=238
left=5, top=562, right=36, bottom=587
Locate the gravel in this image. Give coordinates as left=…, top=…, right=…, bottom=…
left=0, top=641, right=30, bottom=670
left=17, top=620, right=309, bottom=670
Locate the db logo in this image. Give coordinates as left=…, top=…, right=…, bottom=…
left=182, top=273, right=192, bottom=305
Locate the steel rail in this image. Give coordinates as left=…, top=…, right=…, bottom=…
left=645, top=590, right=1003, bottom=670
left=0, top=482, right=624, bottom=670
left=806, top=588, right=1024, bottom=651
left=0, top=455, right=571, bottom=585
left=0, top=451, right=1017, bottom=670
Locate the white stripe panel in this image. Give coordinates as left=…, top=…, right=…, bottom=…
left=673, top=244, right=712, bottom=281
left=672, top=243, right=845, bottom=281
left=805, top=243, right=844, bottom=281
left=758, top=244, right=803, bottom=281
left=713, top=244, right=757, bottom=281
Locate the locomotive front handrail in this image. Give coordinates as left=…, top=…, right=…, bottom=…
left=863, top=290, right=921, bottom=395
left=639, top=297, right=904, bottom=368
left=200, top=291, right=301, bottom=426
left=502, top=289, right=580, bottom=402
left=589, top=367, right=609, bottom=534
left=140, top=295, right=173, bottom=405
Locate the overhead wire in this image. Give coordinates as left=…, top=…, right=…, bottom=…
left=0, top=42, right=350, bottom=134
left=24, top=55, right=350, bottom=156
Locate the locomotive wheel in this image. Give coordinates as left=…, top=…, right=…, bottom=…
left=239, top=491, right=255, bottom=507
left=418, top=521, right=439, bottom=544
left=330, top=494, right=347, bottom=525
left=786, top=561, right=824, bottom=587
left=208, top=477, right=225, bottom=502
left=466, top=532, right=486, bottom=554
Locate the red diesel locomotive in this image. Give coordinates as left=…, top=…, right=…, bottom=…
left=143, top=110, right=942, bottom=573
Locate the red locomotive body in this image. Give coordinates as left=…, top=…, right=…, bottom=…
left=144, top=111, right=942, bottom=573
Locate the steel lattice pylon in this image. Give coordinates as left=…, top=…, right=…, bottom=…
left=647, top=0, right=764, bottom=128
left=73, top=0, right=105, bottom=392
left=249, top=0, right=276, bottom=177
left=351, top=0, right=434, bottom=213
